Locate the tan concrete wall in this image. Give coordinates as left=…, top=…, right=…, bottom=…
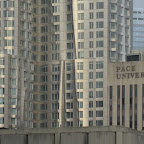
left=0, top=126, right=143, bottom=144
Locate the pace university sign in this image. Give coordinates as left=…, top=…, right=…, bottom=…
left=116, top=65, right=144, bottom=79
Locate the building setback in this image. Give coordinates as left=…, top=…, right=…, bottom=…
left=31, top=0, right=133, bottom=128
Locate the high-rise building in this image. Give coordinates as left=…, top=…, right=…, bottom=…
left=0, top=0, right=33, bottom=128
left=133, top=8, right=144, bottom=50
left=31, top=0, right=133, bottom=128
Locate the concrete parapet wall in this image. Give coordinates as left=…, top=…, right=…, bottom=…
left=0, top=126, right=143, bottom=144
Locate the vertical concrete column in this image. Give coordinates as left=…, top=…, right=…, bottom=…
left=55, top=132, right=61, bottom=144
left=116, top=132, right=123, bottom=144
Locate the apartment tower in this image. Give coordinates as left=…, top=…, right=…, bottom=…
left=31, top=0, right=133, bottom=128
left=0, top=0, right=33, bottom=128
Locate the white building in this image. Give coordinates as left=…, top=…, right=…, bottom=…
left=31, top=0, right=133, bottom=128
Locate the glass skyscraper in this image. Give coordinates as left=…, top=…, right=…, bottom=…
left=133, top=8, right=144, bottom=50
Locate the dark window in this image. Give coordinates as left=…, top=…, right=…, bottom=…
left=142, top=84, right=144, bottom=97
left=135, top=84, right=137, bottom=97
left=117, top=85, right=120, bottom=98
left=110, top=86, right=112, bottom=99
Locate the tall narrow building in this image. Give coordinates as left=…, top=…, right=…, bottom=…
left=31, top=0, right=133, bottom=128
left=133, top=8, right=144, bottom=50
left=0, top=0, right=33, bottom=128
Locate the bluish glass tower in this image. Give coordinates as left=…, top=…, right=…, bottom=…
left=133, top=8, right=144, bottom=49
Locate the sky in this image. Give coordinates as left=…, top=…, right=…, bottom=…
left=134, top=0, right=144, bottom=8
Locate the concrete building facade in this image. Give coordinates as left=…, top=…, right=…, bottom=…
left=0, top=126, right=143, bottom=144
left=31, top=0, right=133, bottom=128
left=108, top=61, right=144, bottom=131
left=0, top=0, right=33, bottom=128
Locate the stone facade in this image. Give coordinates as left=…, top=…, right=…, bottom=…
left=108, top=61, right=144, bottom=131
left=0, top=126, right=143, bottom=144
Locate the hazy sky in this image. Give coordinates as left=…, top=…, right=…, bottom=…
left=134, top=0, right=144, bottom=8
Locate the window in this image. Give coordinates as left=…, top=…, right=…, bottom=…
left=96, top=101, right=103, bottom=107
left=66, top=93, right=73, bottom=99
left=0, top=108, right=4, bottom=114
left=96, top=41, right=104, bottom=47
left=89, top=91, right=93, bottom=98
left=41, top=65, right=48, bottom=73
left=89, top=12, right=94, bottom=19
left=89, top=62, right=93, bottom=69
left=0, top=97, right=4, bottom=104
left=11, top=108, right=17, bottom=115
left=67, top=33, right=73, bottom=40
left=96, top=31, right=103, bottom=38
left=77, top=62, right=83, bottom=70
left=96, top=61, right=103, bottom=69
left=89, top=32, right=94, bottom=38
left=0, top=78, right=4, bottom=85
left=96, top=111, right=103, bottom=117
left=78, top=32, right=84, bottom=39
left=89, top=111, right=93, bottom=117
left=66, top=63, right=73, bottom=71
left=89, top=51, right=93, bottom=58
left=67, top=74, right=72, bottom=80
left=78, top=42, right=84, bottom=49
left=77, top=92, right=83, bottom=99
left=66, top=112, right=73, bottom=118
left=96, top=91, right=103, bottom=98
left=78, top=13, right=84, bottom=20
left=41, top=94, right=48, bottom=101
left=67, top=52, right=73, bottom=59
left=96, top=51, right=103, bottom=57
left=96, top=72, right=103, bottom=78
left=78, top=102, right=83, bottom=108
left=89, top=22, right=94, bottom=29
left=89, top=82, right=93, bottom=89
left=96, top=21, right=104, bottom=28
left=89, top=3, right=94, bottom=10
left=66, top=83, right=73, bottom=90
left=79, top=121, right=83, bottom=127
left=77, top=73, right=83, bottom=79
left=89, top=41, right=93, bottom=48
left=52, top=64, right=60, bottom=72
left=77, top=82, right=83, bottom=89
left=78, top=4, right=84, bottom=10
left=89, top=72, right=93, bottom=79
left=96, top=2, right=104, bottom=9
left=96, top=12, right=104, bottom=19
left=96, top=120, right=103, bottom=126
left=67, top=23, right=73, bottom=31
left=66, top=102, right=73, bottom=109
left=11, top=98, right=17, bottom=105
left=96, top=81, right=103, bottom=88
left=67, top=4, right=72, bottom=11
left=78, top=23, right=84, bottom=30
left=89, top=101, right=93, bottom=108
left=67, top=43, right=73, bottom=49
left=10, top=88, right=16, bottom=96
left=79, top=111, right=83, bottom=118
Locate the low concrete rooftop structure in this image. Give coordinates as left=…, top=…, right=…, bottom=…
left=0, top=126, right=143, bottom=144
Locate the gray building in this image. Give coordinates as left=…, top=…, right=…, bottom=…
left=31, top=0, right=133, bottom=128
left=0, top=0, right=33, bottom=128
left=133, top=8, right=144, bottom=50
